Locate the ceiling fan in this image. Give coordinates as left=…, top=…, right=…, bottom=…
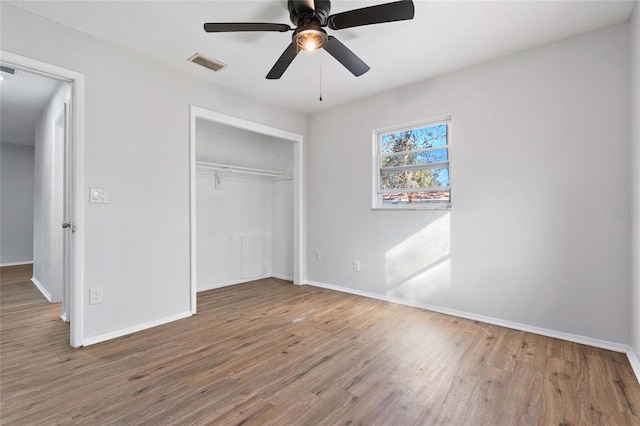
left=204, top=0, right=415, bottom=79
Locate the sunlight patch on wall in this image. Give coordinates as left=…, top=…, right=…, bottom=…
left=384, top=213, right=451, bottom=300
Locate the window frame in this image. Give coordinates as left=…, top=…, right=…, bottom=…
left=372, top=116, right=452, bottom=211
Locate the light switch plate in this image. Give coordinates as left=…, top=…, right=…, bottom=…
left=89, top=187, right=108, bottom=204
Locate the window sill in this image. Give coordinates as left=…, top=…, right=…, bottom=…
left=372, top=204, right=451, bottom=211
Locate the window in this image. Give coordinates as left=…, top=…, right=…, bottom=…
left=373, top=118, right=451, bottom=209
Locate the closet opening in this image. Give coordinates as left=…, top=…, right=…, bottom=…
left=189, top=106, right=305, bottom=314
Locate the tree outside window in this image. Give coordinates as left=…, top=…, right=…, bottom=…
left=374, top=119, right=451, bottom=209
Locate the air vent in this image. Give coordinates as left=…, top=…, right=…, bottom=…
left=0, top=65, right=16, bottom=75
left=188, top=53, right=226, bottom=72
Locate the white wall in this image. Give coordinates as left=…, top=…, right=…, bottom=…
left=0, top=3, right=306, bottom=340
left=307, top=24, right=630, bottom=343
left=32, top=82, right=70, bottom=301
left=2, top=1, right=633, bottom=350
left=196, top=119, right=293, bottom=290
left=629, top=2, right=640, bottom=360
left=271, top=141, right=294, bottom=279
left=0, top=142, right=35, bottom=265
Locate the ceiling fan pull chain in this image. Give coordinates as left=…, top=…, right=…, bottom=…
left=319, top=55, right=323, bottom=102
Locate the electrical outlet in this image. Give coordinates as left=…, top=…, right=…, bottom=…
left=89, top=287, right=103, bottom=305
left=353, top=260, right=361, bottom=272
left=315, top=251, right=322, bottom=261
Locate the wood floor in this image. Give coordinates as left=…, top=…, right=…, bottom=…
left=0, top=264, right=34, bottom=286
left=1, top=267, right=639, bottom=425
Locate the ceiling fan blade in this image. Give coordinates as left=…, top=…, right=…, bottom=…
left=266, top=43, right=299, bottom=79
left=327, top=0, right=414, bottom=30
left=204, top=23, right=292, bottom=33
left=323, top=36, right=370, bottom=77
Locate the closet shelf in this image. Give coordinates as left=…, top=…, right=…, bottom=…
left=196, top=161, right=291, bottom=180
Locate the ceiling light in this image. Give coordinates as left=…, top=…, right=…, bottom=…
left=294, top=22, right=327, bottom=52
left=305, top=39, right=317, bottom=51
left=0, top=75, right=4, bottom=81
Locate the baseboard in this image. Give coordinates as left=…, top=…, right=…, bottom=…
left=82, top=311, right=192, bottom=347
left=306, top=280, right=628, bottom=354
left=627, top=348, right=640, bottom=384
left=271, top=273, right=293, bottom=281
left=1, top=261, right=34, bottom=267
left=31, top=276, right=51, bottom=302
left=60, top=311, right=69, bottom=323
left=197, top=274, right=272, bottom=292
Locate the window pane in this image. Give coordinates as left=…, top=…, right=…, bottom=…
left=381, top=148, right=448, bottom=167
left=380, top=124, right=448, bottom=154
left=382, top=190, right=450, bottom=205
left=381, top=168, right=449, bottom=189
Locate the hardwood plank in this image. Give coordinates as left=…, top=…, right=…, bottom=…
left=0, top=264, right=32, bottom=286
left=1, top=274, right=639, bottom=425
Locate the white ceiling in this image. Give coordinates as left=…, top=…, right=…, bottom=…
left=6, top=1, right=636, bottom=114
left=0, top=67, right=61, bottom=145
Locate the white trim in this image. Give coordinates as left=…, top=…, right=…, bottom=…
left=82, top=311, right=192, bottom=347
left=0, top=261, right=34, bottom=267
left=60, top=312, right=69, bottom=323
left=627, top=348, right=640, bottom=384
left=189, top=107, right=197, bottom=314
left=271, top=273, right=294, bottom=281
left=189, top=105, right=306, bottom=315
left=31, top=277, right=52, bottom=302
left=306, top=280, right=629, bottom=353
left=1, top=50, right=85, bottom=348
left=69, top=70, right=85, bottom=348
left=375, top=115, right=452, bottom=135
left=372, top=205, right=452, bottom=211
left=191, top=106, right=303, bottom=142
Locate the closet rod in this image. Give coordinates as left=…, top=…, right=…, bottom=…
left=195, top=161, right=288, bottom=178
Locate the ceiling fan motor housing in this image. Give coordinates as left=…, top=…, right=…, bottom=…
left=288, top=0, right=331, bottom=26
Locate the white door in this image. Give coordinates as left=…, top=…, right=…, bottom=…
left=61, top=103, right=72, bottom=321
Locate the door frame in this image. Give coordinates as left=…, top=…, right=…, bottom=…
left=1, top=51, right=85, bottom=347
left=189, top=105, right=305, bottom=314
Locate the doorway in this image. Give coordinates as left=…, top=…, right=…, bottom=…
left=1, top=51, right=85, bottom=347
left=189, top=106, right=305, bottom=314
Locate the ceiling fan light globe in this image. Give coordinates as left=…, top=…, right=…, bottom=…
left=295, top=29, right=327, bottom=51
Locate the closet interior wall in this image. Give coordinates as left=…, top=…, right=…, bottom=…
left=195, top=118, right=293, bottom=291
